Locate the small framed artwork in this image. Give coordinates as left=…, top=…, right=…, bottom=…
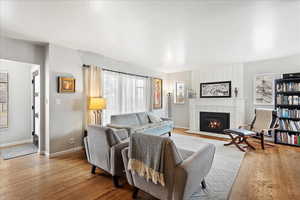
left=58, top=77, right=76, bottom=93
left=200, top=81, right=231, bottom=98
left=153, top=78, right=163, bottom=109
left=175, top=81, right=185, bottom=104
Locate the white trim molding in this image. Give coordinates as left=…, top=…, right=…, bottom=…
left=0, top=139, right=32, bottom=148
left=46, top=146, right=83, bottom=158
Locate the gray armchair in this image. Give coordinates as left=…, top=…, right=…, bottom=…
left=84, top=125, right=129, bottom=187
left=121, top=135, right=216, bottom=200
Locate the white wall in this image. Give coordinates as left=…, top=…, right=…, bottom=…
left=45, top=44, right=167, bottom=154
left=166, top=71, right=192, bottom=128
left=243, top=54, right=300, bottom=122
left=46, top=44, right=84, bottom=154
left=168, top=55, right=300, bottom=129
left=191, top=64, right=244, bottom=99
left=166, top=64, right=244, bottom=128
left=0, top=59, right=32, bottom=146
left=0, top=37, right=46, bottom=151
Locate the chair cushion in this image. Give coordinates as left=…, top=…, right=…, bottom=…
left=224, top=128, right=256, bottom=136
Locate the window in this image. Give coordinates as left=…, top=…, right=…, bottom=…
left=103, top=70, right=150, bottom=124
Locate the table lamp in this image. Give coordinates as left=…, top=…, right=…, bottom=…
left=88, top=97, right=107, bottom=125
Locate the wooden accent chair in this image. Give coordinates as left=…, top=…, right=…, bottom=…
left=224, top=108, right=277, bottom=151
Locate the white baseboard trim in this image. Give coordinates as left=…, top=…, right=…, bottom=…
left=47, top=146, right=83, bottom=158
left=0, top=139, right=32, bottom=148
left=185, top=130, right=229, bottom=139
left=174, top=126, right=190, bottom=129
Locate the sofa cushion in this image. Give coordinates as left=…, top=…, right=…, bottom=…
left=137, top=112, right=150, bottom=125
left=148, top=113, right=162, bottom=123
left=111, top=113, right=140, bottom=126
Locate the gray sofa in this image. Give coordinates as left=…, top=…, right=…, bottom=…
left=107, top=112, right=174, bottom=136
left=122, top=134, right=216, bottom=200
left=84, top=125, right=129, bottom=187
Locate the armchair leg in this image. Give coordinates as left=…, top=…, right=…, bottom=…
left=132, top=187, right=139, bottom=199
left=113, top=176, right=122, bottom=188
left=91, top=165, right=96, bottom=174
left=201, top=179, right=207, bottom=189
left=261, top=133, right=265, bottom=150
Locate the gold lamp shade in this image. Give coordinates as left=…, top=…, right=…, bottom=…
left=88, top=97, right=107, bottom=110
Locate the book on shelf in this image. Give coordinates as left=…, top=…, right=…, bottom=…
left=276, top=82, right=300, bottom=92
left=276, top=131, right=300, bottom=145
left=276, top=95, right=300, bottom=105
left=277, top=108, right=300, bottom=118
left=278, top=119, right=300, bottom=131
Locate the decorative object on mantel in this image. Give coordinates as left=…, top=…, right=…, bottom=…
left=200, top=81, right=231, bottom=98
left=174, top=81, right=185, bottom=104
left=88, top=97, right=107, bottom=125
left=0, top=72, right=8, bottom=129
left=153, top=78, right=163, bottom=109
left=188, top=88, right=197, bottom=99
left=234, top=87, right=239, bottom=98
left=57, top=77, right=75, bottom=93
left=254, top=73, right=280, bottom=105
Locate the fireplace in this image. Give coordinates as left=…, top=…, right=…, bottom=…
left=200, top=112, right=230, bottom=133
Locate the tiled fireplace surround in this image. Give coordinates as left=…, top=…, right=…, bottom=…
left=188, top=98, right=246, bottom=134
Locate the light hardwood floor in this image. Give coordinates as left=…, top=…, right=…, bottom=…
left=0, top=128, right=299, bottom=200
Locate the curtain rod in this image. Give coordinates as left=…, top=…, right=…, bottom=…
left=82, top=64, right=149, bottom=78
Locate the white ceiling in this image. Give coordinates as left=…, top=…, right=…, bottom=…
left=1, top=0, right=300, bottom=73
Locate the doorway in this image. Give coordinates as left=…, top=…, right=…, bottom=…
left=0, top=59, right=41, bottom=159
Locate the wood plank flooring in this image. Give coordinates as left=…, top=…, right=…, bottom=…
left=0, top=128, right=299, bottom=200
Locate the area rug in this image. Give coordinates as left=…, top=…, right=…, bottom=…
left=170, top=133, right=245, bottom=200
left=0, top=143, right=38, bottom=160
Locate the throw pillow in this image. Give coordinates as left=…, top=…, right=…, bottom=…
left=148, top=113, right=162, bottom=123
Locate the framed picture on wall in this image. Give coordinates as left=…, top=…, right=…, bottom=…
left=254, top=74, right=280, bottom=105
left=0, top=72, right=8, bottom=129
left=200, top=81, right=231, bottom=98
left=175, top=81, right=185, bottom=104
left=58, top=77, right=76, bottom=93
left=153, top=78, right=163, bottom=109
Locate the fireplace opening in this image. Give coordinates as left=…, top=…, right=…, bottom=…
left=200, top=112, right=230, bottom=134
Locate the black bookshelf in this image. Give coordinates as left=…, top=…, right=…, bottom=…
left=275, top=78, right=300, bottom=147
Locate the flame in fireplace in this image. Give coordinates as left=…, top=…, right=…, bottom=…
left=208, top=120, right=222, bottom=129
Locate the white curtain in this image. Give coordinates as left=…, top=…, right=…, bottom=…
left=103, top=71, right=150, bottom=125
left=83, top=65, right=103, bottom=127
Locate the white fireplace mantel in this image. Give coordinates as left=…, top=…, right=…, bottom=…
left=188, top=98, right=246, bottom=133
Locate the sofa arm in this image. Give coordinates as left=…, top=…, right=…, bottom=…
left=107, top=124, right=133, bottom=135
left=174, top=143, right=216, bottom=200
